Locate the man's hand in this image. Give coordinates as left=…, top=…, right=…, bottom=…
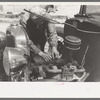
left=38, top=51, right=52, bottom=62
left=51, top=47, right=61, bottom=59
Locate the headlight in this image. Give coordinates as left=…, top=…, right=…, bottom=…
left=3, top=47, right=27, bottom=76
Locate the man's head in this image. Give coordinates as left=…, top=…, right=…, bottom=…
left=29, top=6, right=45, bottom=19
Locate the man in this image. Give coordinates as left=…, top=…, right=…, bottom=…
left=24, top=5, right=60, bottom=78
left=26, top=5, right=59, bottom=62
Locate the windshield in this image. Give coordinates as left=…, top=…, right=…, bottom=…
left=86, top=5, right=100, bottom=14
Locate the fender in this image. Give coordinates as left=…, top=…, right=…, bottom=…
left=6, top=24, right=30, bottom=55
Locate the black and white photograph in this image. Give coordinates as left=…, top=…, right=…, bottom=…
left=0, top=3, right=100, bottom=82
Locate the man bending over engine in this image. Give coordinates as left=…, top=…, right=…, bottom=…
left=24, top=5, right=60, bottom=78
left=26, top=5, right=59, bottom=61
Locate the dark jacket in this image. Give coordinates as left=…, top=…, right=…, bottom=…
left=26, top=13, right=58, bottom=54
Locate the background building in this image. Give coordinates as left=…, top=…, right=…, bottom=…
left=0, top=5, right=80, bottom=17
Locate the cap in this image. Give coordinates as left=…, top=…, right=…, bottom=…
left=29, top=6, right=46, bottom=15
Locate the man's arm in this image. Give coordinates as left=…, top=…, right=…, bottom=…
left=47, top=22, right=58, bottom=48
left=28, top=39, right=41, bottom=54
left=44, top=13, right=60, bottom=58
left=45, top=13, right=58, bottom=48
left=28, top=39, right=52, bottom=61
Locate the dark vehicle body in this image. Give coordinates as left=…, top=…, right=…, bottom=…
left=64, top=5, right=100, bottom=81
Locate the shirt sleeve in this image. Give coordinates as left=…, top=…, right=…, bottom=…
left=28, top=39, right=41, bottom=54
left=44, top=13, right=58, bottom=48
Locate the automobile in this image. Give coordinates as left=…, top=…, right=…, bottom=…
left=64, top=5, right=100, bottom=82
left=5, top=12, right=20, bottom=18
left=1, top=6, right=90, bottom=82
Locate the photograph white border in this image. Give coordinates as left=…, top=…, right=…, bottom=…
left=0, top=2, right=100, bottom=98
